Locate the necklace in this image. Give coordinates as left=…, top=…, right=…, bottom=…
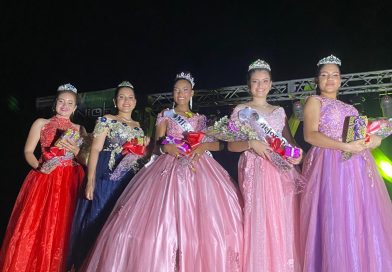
left=174, top=109, right=193, bottom=118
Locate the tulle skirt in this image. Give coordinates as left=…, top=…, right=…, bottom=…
left=83, top=153, right=243, bottom=272
left=300, top=147, right=392, bottom=271
left=0, top=164, right=84, bottom=272
left=238, top=150, right=302, bottom=271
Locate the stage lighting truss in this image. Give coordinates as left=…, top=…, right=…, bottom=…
left=148, top=69, right=392, bottom=111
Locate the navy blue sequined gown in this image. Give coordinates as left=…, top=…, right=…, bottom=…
left=67, top=117, right=145, bottom=270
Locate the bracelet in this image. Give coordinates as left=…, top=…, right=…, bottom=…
left=159, top=145, right=165, bottom=154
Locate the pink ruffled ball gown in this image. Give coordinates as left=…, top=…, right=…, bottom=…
left=83, top=111, right=243, bottom=272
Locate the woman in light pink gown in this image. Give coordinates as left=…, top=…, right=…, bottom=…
left=228, top=59, right=303, bottom=271
left=83, top=72, right=243, bottom=272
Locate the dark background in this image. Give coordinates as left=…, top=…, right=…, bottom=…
left=1, top=1, right=392, bottom=242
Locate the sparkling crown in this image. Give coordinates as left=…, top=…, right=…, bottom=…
left=57, top=83, right=77, bottom=93
left=248, top=59, right=271, bottom=71
left=118, top=81, right=134, bottom=89
left=317, top=54, right=342, bottom=66
left=176, top=72, right=195, bottom=88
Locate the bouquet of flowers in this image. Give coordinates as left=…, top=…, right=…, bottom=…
left=40, top=129, right=83, bottom=174
left=342, top=116, right=392, bottom=160
left=206, top=108, right=300, bottom=171
left=161, top=132, right=205, bottom=156
left=54, top=128, right=83, bottom=147
left=110, top=136, right=146, bottom=181
left=366, top=117, right=392, bottom=139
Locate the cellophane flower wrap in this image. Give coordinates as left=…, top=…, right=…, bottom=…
left=40, top=129, right=83, bottom=174
left=207, top=108, right=300, bottom=171
left=109, top=136, right=146, bottom=181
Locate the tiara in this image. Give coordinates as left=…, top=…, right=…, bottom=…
left=317, top=55, right=342, bottom=66
left=57, top=83, right=77, bottom=93
left=118, top=81, right=134, bottom=89
left=248, top=59, right=271, bottom=71
left=176, top=72, right=195, bottom=88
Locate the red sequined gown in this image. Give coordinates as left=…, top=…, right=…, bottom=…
left=0, top=116, right=85, bottom=272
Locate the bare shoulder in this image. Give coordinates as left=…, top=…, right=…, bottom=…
left=305, top=96, right=321, bottom=105
left=158, top=108, right=171, bottom=117
left=233, top=103, right=248, bottom=111
left=271, top=105, right=282, bottom=111
left=103, top=114, right=116, bottom=120
left=32, top=118, right=49, bottom=129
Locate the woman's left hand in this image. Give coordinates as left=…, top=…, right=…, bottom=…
left=286, top=148, right=303, bottom=165
left=191, top=144, right=206, bottom=162
left=366, top=134, right=382, bottom=150
left=59, top=138, right=80, bottom=156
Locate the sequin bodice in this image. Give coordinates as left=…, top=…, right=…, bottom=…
left=314, top=96, right=358, bottom=141
left=156, top=110, right=207, bottom=138
left=40, top=116, right=78, bottom=152
left=93, top=117, right=145, bottom=151
left=231, top=105, right=286, bottom=135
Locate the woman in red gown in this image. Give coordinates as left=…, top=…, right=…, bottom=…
left=0, top=84, right=85, bottom=272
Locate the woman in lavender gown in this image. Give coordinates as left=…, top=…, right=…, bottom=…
left=300, top=55, right=392, bottom=271
left=83, top=72, right=243, bottom=272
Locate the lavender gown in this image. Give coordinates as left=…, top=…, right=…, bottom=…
left=300, top=96, right=392, bottom=271
left=83, top=111, right=243, bottom=272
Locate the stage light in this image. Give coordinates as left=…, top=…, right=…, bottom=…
left=379, top=161, right=392, bottom=179
left=7, top=95, right=20, bottom=112
left=372, top=148, right=392, bottom=183
left=292, top=101, right=304, bottom=121
left=380, top=95, right=392, bottom=118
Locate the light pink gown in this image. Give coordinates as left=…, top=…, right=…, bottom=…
left=83, top=112, right=243, bottom=272
left=231, top=106, right=303, bottom=272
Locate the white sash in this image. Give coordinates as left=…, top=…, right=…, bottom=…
left=238, top=107, right=288, bottom=145
left=164, top=109, right=194, bottom=132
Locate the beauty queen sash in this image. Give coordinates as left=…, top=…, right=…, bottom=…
left=164, top=109, right=194, bottom=132
left=238, top=107, right=294, bottom=172
left=163, top=109, right=211, bottom=158
left=238, top=107, right=288, bottom=145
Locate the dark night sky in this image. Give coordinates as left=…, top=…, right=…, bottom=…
left=1, top=1, right=392, bottom=238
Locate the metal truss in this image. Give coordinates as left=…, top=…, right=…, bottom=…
left=148, top=69, right=392, bottom=111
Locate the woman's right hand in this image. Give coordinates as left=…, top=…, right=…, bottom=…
left=85, top=181, right=95, bottom=200
left=249, top=140, right=272, bottom=159
left=161, top=144, right=181, bottom=157
left=343, top=139, right=367, bottom=153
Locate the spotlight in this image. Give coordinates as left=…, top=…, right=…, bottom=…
left=380, top=161, right=392, bottom=179
left=292, top=101, right=304, bottom=121
left=372, top=148, right=392, bottom=183
left=380, top=95, right=392, bottom=118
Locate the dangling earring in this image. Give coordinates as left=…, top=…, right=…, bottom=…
left=190, top=97, right=193, bottom=110
left=172, top=102, right=175, bottom=109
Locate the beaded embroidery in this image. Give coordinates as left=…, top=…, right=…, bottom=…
left=93, top=117, right=145, bottom=171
